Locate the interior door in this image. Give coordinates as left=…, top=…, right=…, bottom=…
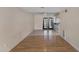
left=49, top=17, right=54, bottom=29
left=43, top=17, right=49, bottom=29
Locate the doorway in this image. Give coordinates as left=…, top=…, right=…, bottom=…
left=43, top=17, right=54, bottom=30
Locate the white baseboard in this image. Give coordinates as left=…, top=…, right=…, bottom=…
left=8, top=30, right=33, bottom=52
left=60, top=35, right=79, bottom=52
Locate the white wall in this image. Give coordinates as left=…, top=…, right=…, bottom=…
left=59, top=8, right=79, bottom=51
left=0, top=7, right=34, bottom=51
left=34, top=14, right=43, bottom=30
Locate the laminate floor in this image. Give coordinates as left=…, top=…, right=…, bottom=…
left=11, top=30, right=77, bottom=52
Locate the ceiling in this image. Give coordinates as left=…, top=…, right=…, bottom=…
left=20, top=7, right=66, bottom=14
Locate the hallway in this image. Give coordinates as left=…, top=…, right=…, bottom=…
left=11, top=30, right=77, bottom=52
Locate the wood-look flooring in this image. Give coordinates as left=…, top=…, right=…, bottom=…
left=11, top=30, right=77, bottom=52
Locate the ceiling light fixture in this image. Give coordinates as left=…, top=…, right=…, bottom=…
left=65, top=9, right=67, bottom=13
left=40, top=7, right=45, bottom=8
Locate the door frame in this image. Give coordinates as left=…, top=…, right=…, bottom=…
left=43, top=17, right=54, bottom=30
